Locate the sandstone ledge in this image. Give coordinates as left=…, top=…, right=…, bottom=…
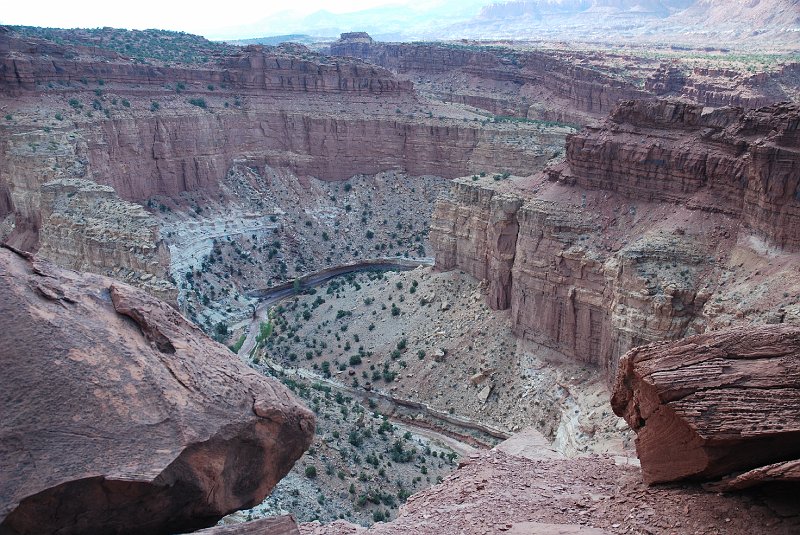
left=611, top=324, right=800, bottom=485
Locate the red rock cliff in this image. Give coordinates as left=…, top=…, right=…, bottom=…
left=1, top=31, right=410, bottom=96
left=556, top=99, right=800, bottom=251
left=431, top=99, right=800, bottom=380
left=331, top=37, right=651, bottom=123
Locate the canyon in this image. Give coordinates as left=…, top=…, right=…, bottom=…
left=1, top=20, right=799, bottom=535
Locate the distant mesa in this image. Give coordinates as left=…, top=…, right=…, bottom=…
left=338, top=32, right=374, bottom=43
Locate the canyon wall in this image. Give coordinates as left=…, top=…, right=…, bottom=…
left=431, top=99, right=800, bottom=380
left=1, top=30, right=410, bottom=96
left=0, top=28, right=561, bottom=300
left=81, top=111, right=551, bottom=202
left=556, top=99, right=800, bottom=250
left=37, top=179, right=176, bottom=301
left=331, top=37, right=651, bottom=123
left=332, top=35, right=799, bottom=125
left=647, top=62, right=800, bottom=110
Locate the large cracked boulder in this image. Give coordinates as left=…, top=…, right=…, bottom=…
left=0, top=246, right=315, bottom=534
left=611, top=324, right=800, bottom=485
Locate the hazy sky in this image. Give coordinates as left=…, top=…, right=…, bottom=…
left=0, top=0, right=426, bottom=35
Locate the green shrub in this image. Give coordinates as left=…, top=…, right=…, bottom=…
left=228, top=334, right=246, bottom=353
left=188, top=97, right=207, bottom=108
left=304, top=465, right=317, bottom=478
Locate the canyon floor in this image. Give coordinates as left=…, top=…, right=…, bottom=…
left=220, top=264, right=632, bottom=526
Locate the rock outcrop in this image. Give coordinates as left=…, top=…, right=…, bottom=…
left=331, top=35, right=651, bottom=124
left=432, top=100, right=800, bottom=380
left=36, top=178, right=176, bottom=302
left=0, top=27, right=562, bottom=283
left=0, top=31, right=409, bottom=96
left=646, top=62, right=800, bottom=110
left=611, top=324, right=800, bottom=485
left=78, top=112, right=549, bottom=202
left=300, top=446, right=800, bottom=534
left=0, top=246, right=315, bottom=534
left=331, top=35, right=798, bottom=126
left=430, top=180, right=522, bottom=309
left=555, top=99, right=800, bottom=251
left=431, top=176, right=718, bottom=379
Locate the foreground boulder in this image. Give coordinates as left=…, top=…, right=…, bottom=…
left=0, top=246, right=315, bottom=534
left=611, top=324, right=800, bottom=484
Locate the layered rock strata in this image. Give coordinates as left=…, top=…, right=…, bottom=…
left=555, top=99, right=800, bottom=251
left=431, top=178, right=715, bottom=379
left=611, top=324, right=800, bottom=484
left=0, top=246, right=315, bottom=534
left=647, top=62, right=800, bottom=110
left=331, top=35, right=651, bottom=123
left=431, top=99, right=800, bottom=379
left=0, top=28, right=557, bottom=293
left=36, top=178, right=175, bottom=302
left=332, top=34, right=798, bottom=125
left=0, top=30, right=409, bottom=96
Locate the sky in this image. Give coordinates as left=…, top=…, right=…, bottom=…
left=0, top=0, right=427, bottom=36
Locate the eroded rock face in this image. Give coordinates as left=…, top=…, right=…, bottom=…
left=611, top=324, right=800, bottom=484
left=77, top=113, right=548, bottom=202
left=0, top=246, right=315, bottom=534
left=431, top=99, right=800, bottom=380
left=331, top=35, right=798, bottom=125
left=647, top=62, right=800, bottom=110
left=430, top=176, right=718, bottom=380
left=37, top=178, right=176, bottom=302
left=1, top=32, right=409, bottom=96
left=555, top=99, right=800, bottom=251
left=331, top=36, right=651, bottom=124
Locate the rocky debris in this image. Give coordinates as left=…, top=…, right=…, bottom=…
left=709, top=460, right=800, bottom=491
left=0, top=246, right=315, bottom=534
left=469, top=368, right=494, bottom=385
left=493, top=427, right=564, bottom=461
left=477, top=384, right=493, bottom=404
left=300, top=447, right=799, bottom=535
left=611, top=324, right=800, bottom=485
left=196, top=515, right=300, bottom=534
left=37, top=178, right=176, bottom=302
